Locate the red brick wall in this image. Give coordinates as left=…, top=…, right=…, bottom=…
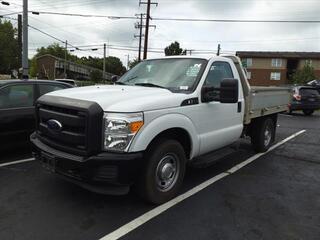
left=36, top=56, right=56, bottom=79
left=247, top=69, right=288, bottom=86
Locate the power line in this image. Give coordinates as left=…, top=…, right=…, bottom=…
left=3, top=15, right=320, bottom=48
left=21, top=10, right=320, bottom=23
left=28, top=24, right=66, bottom=44
left=28, top=10, right=137, bottom=19
left=151, top=17, right=320, bottom=23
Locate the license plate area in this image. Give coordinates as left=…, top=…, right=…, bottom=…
left=41, top=152, right=57, bottom=172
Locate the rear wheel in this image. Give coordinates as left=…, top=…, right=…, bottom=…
left=138, top=139, right=186, bottom=204
left=303, top=109, right=314, bottom=116
left=251, top=117, right=275, bottom=152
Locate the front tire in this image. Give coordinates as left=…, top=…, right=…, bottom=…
left=251, top=118, right=275, bottom=152
left=138, top=139, right=186, bottom=204
left=303, top=109, right=314, bottom=116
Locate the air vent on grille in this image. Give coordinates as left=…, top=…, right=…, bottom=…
left=37, top=104, right=88, bottom=155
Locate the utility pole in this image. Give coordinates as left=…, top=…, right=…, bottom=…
left=217, top=44, right=221, bottom=56
left=125, top=54, right=130, bottom=69
left=22, top=0, right=28, bottom=79
left=64, top=40, right=67, bottom=78
left=103, top=43, right=106, bottom=79
left=134, top=13, right=145, bottom=62
left=139, top=0, right=158, bottom=59
left=18, top=14, right=22, bottom=71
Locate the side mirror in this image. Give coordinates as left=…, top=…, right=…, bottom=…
left=111, top=75, right=119, bottom=83
left=220, top=78, right=239, bottom=103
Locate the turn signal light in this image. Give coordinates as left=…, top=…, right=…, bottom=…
left=129, top=121, right=143, bottom=133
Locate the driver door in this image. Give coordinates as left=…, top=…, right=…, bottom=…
left=197, top=61, right=243, bottom=155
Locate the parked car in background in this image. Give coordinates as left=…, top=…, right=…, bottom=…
left=55, top=79, right=77, bottom=86
left=0, top=80, right=73, bottom=150
left=288, top=86, right=320, bottom=115
left=307, top=79, right=320, bottom=94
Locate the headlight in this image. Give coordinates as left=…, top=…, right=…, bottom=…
left=103, top=112, right=144, bottom=152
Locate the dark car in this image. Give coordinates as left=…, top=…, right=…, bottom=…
left=289, top=86, right=320, bottom=116
left=55, top=79, right=77, bottom=86
left=0, top=80, right=73, bottom=149
left=307, top=79, right=320, bottom=94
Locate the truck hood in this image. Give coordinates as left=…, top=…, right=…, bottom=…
left=46, top=85, right=188, bottom=112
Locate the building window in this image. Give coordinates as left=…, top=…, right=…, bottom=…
left=247, top=71, right=251, bottom=80
left=270, top=72, right=281, bottom=80
left=305, top=59, right=313, bottom=66
left=245, top=58, right=252, bottom=67
left=271, top=58, right=282, bottom=67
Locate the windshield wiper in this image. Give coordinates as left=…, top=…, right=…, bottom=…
left=114, top=81, right=126, bottom=85
left=123, top=76, right=138, bottom=83
left=134, top=83, right=165, bottom=89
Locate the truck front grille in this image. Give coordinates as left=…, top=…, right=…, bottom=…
left=35, top=97, right=103, bottom=156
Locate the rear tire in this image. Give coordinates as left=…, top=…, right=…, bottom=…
left=138, top=139, right=186, bottom=204
left=303, top=109, right=314, bottom=116
left=251, top=117, right=275, bottom=152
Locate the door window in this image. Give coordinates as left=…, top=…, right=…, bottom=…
left=203, top=61, right=234, bottom=99
left=204, top=61, right=234, bottom=87
left=0, top=84, right=34, bottom=109
left=39, top=84, right=65, bottom=96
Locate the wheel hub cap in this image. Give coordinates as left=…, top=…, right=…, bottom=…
left=160, top=163, right=175, bottom=180
left=156, top=154, right=179, bottom=192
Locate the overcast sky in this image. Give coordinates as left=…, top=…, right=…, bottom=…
left=1, top=0, right=320, bottom=66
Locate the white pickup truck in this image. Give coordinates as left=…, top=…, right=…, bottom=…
left=31, top=56, right=290, bottom=204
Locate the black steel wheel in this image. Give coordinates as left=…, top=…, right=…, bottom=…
left=138, top=139, right=186, bottom=204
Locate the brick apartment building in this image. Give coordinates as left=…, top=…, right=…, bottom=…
left=236, top=51, right=320, bottom=86
left=36, top=54, right=114, bottom=80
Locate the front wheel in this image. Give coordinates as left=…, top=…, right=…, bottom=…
left=138, top=139, right=186, bottom=204
left=251, top=118, right=275, bottom=152
left=303, top=109, right=314, bottom=116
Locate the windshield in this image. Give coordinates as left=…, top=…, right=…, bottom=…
left=118, top=58, right=207, bottom=92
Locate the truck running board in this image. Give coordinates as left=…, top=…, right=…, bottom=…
left=190, top=146, right=237, bottom=168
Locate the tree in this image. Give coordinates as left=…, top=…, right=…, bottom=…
left=76, top=56, right=103, bottom=69
left=105, top=56, right=127, bottom=75
left=128, top=58, right=140, bottom=69
left=0, top=19, right=19, bottom=74
left=34, top=43, right=77, bottom=61
left=291, top=64, right=316, bottom=84
left=164, top=41, right=186, bottom=56
left=90, top=69, right=103, bottom=83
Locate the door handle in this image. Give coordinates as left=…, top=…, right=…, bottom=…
left=237, top=102, right=242, bottom=113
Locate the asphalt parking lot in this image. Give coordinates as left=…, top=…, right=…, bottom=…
left=1, top=113, right=319, bottom=240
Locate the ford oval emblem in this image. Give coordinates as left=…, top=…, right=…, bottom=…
left=47, top=119, right=63, bottom=133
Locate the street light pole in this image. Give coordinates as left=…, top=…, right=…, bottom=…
left=22, top=0, right=28, bottom=79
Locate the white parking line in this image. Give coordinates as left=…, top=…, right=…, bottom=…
left=100, top=129, right=306, bottom=240
left=0, top=158, right=35, bottom=168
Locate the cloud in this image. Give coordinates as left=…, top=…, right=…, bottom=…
left=2, top=0, right=319, bottom=64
